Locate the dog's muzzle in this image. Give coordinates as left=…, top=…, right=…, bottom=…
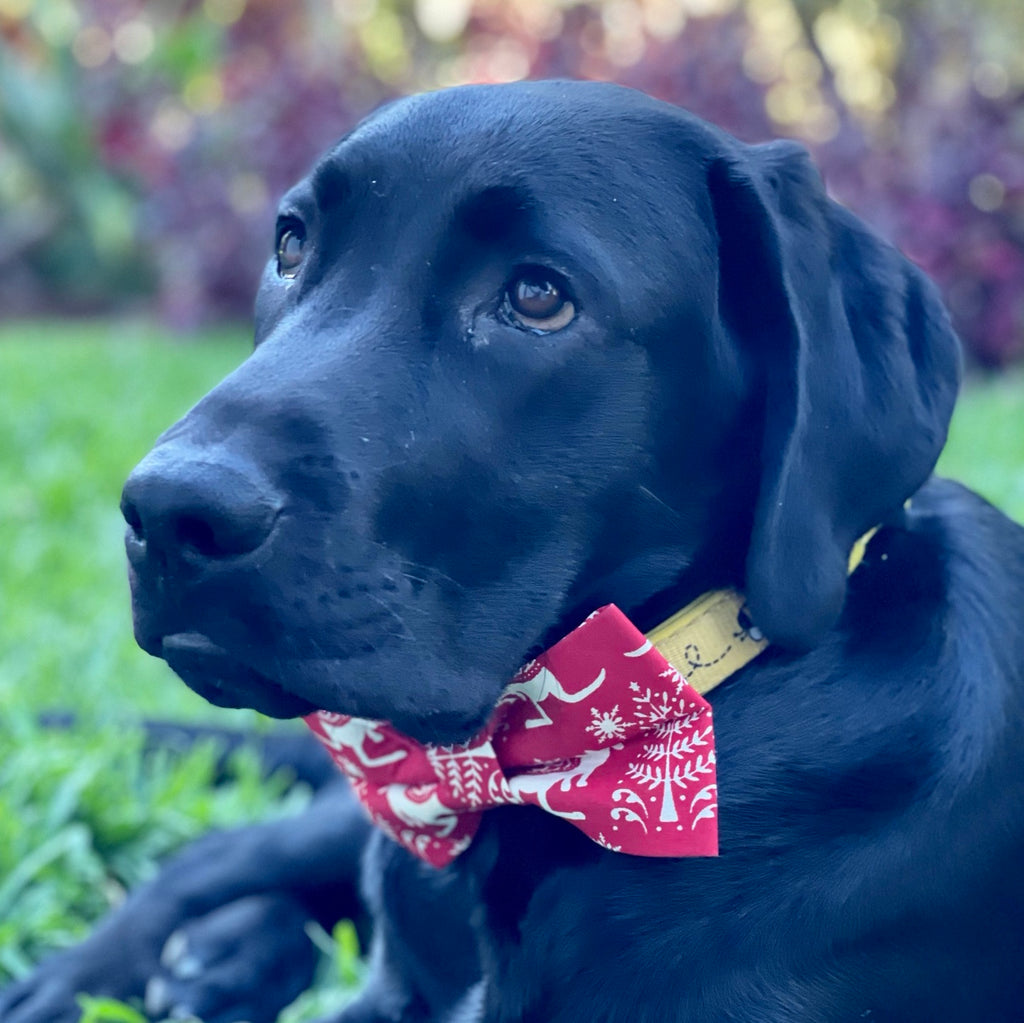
left=120, top=444, right=316, bottom=717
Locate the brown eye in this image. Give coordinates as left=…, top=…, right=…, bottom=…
left=506, top=273, right=576, bottom=332
left=277, top=228, right=305, bottom=279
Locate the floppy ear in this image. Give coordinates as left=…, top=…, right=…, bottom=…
left=707, top=140, right=961, bottom=650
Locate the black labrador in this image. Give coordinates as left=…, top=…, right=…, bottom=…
left=7, top=80, right=1024, bottom=1022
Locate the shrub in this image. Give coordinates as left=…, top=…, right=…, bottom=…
left=1, top=2, right=1021, bottom=364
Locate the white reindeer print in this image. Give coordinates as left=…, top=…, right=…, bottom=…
left=506, top=745, right=617, bottom=821
left=315, top=714, right=409, bottom=776
left=498, top=664, right=607, bottom=728
left=384, top=784, right=461, bottom=838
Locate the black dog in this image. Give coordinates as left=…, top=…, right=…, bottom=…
left=9, top=81, right=1024, bottom=1021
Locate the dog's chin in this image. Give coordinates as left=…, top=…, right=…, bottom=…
left=270, top=645, right=504, bottom=745
left=158, top=633, right=498, bottom=743
left=160, top=633, right=318, bottom=719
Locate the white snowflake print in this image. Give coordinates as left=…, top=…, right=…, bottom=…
left=585, top=704, right=627, bottom=743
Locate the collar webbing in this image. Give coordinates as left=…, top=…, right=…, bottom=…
left=646, top=527, right=878, bottom=697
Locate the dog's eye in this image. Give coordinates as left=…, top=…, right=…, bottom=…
left=505, top=272, right=576, bottom=332
left=277, top=228, right=306, bottom=279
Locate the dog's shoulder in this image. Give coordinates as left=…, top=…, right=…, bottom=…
left=742, top=474, right=1024, bottom=797
left=893, top=476, right=1024, bottom=685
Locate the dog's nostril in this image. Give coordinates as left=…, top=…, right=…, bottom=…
left=122, top=500, right=145, bottom=541
left=163, top=502, right=278, bottom=560
left=175, top=515, right=221, bottom=558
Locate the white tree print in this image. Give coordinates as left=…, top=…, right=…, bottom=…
left=628, top=679, right=688, bottom=726
left=623, top=718, right=715, bottom=822
left=425, top=741, right=493, bottom=808
left=658, top=663, right=686, bottom=688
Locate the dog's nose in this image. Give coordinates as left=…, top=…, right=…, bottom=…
left=121, top=449, right=280, bottom=561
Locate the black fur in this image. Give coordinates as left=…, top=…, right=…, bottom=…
left=7, top=81, right=1023, bottom=1022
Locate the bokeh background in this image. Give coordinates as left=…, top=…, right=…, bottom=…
left=1, top=2, right=1023, bottom=1020
left=2, top=0, right=1024, bottom=364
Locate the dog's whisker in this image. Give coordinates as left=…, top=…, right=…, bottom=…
left=400, top=561, right=466, bottom=592
left=638, top=485, right=685, bottom=522
left=367, top=592, right=416, bottom=639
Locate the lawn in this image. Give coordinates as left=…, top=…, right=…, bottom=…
left=0, top=322, right=349, bottom=1021
left=1, top=320, right=1022, bottom=1020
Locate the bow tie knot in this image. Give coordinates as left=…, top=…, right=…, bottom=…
left=306, top=605, right=719, bottom=866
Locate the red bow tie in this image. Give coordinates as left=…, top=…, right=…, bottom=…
left=305, top=605, right=718, bottom=867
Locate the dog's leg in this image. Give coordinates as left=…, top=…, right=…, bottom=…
left=331, top=832, right=482, bottom=1023
left=142, top=892, right=320, bottom=1023
left=0, top=778, right=369, bottom=1023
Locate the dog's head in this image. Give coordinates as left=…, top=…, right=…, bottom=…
left=122, top=81, right=960, bottom=742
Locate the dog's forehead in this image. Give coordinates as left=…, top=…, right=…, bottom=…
left=313, top=81, right=722, bottom=209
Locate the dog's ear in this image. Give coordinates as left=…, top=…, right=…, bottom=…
left=707, top=140, right=961, bottom=650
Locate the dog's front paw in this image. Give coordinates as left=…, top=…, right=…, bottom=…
left=143, top=892, right=318, bottom=1023
left=0, top=938, right=151, bottom=1023
left=0, top=961, right=92, bottom=1023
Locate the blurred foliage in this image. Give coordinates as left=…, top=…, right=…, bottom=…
left=0, top=325, right=283, bottom=986
left=0, top=324, right=249, bottom=726
left=0, top=0, right=1022, bottom=364
left=0, top=325, right=366, bottom=1019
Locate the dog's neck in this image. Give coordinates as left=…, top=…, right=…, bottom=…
left=643, top=525, right=878, bottom=696
left=645, top=587, right=768, bottom=697
left=558, top=470, right=762, bottom=648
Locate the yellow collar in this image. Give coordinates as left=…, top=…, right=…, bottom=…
left=647, top=528, right=878, bottom=696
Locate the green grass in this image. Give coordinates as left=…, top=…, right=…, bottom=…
left=939, top=369, right=1024, bottom=517
left=0, top=320, right=251, bottom=724
left=0, top=321, right=357, bottom=1020
left=0, top=319, right=1022, bottom=1020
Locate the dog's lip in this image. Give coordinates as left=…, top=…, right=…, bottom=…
left=156, top=632, right=496, bottom=743
left=160, top=632, right=318, bottom=719
left=162, top=631, right=229, bottom=657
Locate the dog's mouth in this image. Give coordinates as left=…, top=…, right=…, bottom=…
left=160, top=632, right=319, bottom=719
